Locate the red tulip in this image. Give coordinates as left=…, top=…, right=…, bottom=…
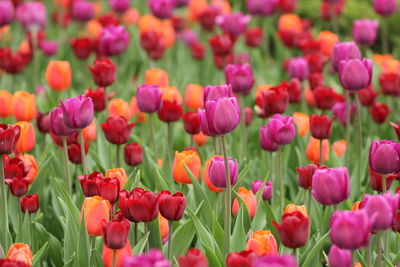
left=79, top=171, right=104, bottom=197
left=182, top=112, right=201, bottom=135
left=36, top=112, right=51, bottom=133
left=158, top=190, right=186, bottom=221
left=68, top=142, right=89, bottom=164
left=369, top=102, right=390, bottom=124
left=368, top=168, right=398, bottom=192
left=390, top=121, right=400, bottom=141
left=124, top=142, right=143, bottom=167
left=0, top=124, right=21, bottom=154
left=102, top=213, right=130, bottom=250
left=158, top=100, right=183, bottom=123
left=272, top=210, right=310, bottom=248
left=379, top=72, right=400, bottom=96
left=5, top=176, right=29, bottom=197
left=286, top=78, right=302, bottom=103
left=310, top=114, right=333, bottom=140
left=97, top=177, right=120, bottom=204
left=70, top=37, right=93, bottom=60
left=255, top=84, right=289, bottom=118
left=190, top=43, right=205, bottom=60
left=88, top=59, right=117, bottom=87
left=209, top=33, right=233, bottom=57
left=296, top=164, right=327, bottom=189
left=124, top=188, right=159, bottom=222
left=178, top=248, right=208, bottom=267
left=313, top=86, right=344, bottom=110
left=101, top=116, right=136, bottom=145
left=245, top=27, right=263, bottom=47
left=357, top=85, right=376, bottom=106
left=226, top=250, right=257, bottom=267
left=85, top=87, right=106, bottom=112
left=20, top=194, right=39, bottom=213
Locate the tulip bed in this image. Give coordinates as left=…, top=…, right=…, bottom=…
left=1, top=0, right=400, bottom=266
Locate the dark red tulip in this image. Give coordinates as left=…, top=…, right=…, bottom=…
left=279, top=0, right=297, bottom=13
left=84, top=87, right=106, bottom=112
left=357, top=85, right=377, bottom=106
left=191, top=43, right=205, bottom=60
left=369, top=102, right=390, bottom=124
left=0, top=124, right=20, bottom=154
left=368, top=168, right=398, bottom=192
left=178, top=248, right=208, bottom=267
left=255, top=84, right=289, bottom=118
left=286, top=78, right=302, bottom=103
left=36, top=112, right=51, bottom=133
left=0, top=259, right=30, bottom=267
left=124, top=142, right=143, bottom=167
left=209, top=33, right=233, bottom=57
left=49, top=131, right=78, bottom=147
left=305, top=52, right=327, bottom=74
left=198, top=6, right=220, bottom=32
left=226, top=250, right=257, bottom=267
left=140, top=31, right=162, bottom=52
left=158, top=100, right=183, bottom=123
left=171, top=16, right=185, bottom=32
left=97, top=13, right=120, bottom=27
left=321, top=0, right=345, bottom=20
left=3, top=156, right=28, bottom=179
left=118, top=190, right=133, bottom=221
left=126, top=188, right=159, bottom=222
left=88, top=59, right=116, bottom=87
left=272, top=211, right=310, bottom=248
left=101, top=116, right=136, bottom=145
left=390, top=121, right=400, bottom=141
left=70, top=37, right=93, bottom=60
left=97, top=177, right=120, bottom=204
left=393, top=212, right=400, bottom=233
left=67, top=142, right=89, bottom=164
left=158, top=190, right=186, bottom=221
left=310, top=114, right=333, bottom=140
left=20, top=194, right=39, bottom=213
left=5, top=176, right=29, bottom=197
left=0, top=48, right=31, bottom=74
left=244, top=107, right=253, bottom=126
left=245, top=27, right=263, bottom=47
left=79, top=171, right=104, bottom=197
left=379, top=72, right=400, bottom=96
left=102, top=213, right=130, bottom=250
left=296, top=164, right=327, bottom=189
left=309, top=72, right=324, bottom=90
left=313, top=86, right=344, bottom=110
left=278, top=30, right=301, bottom=48
left=182, top=112, right=201, bottom=135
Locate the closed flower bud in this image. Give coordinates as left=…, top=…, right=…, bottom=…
left=357, top=85, right=376, bottom=106
left=45, top=61, right=71, bottom=91
left=88, top=59, right=117, bottom=87
left=12, top=91, right=36, bottom=122
left=126, top=188, right=159, bottom=222
left=182, top=112, right=201, bottom=135
left=81, top=196, right=110, bottom=236
left=328, top=245, right=352, bottom=267
left=247, top=0, right=278, bottom=16
left=0, top=124, right=20, bottom=154
left=369, top=102, right=390, bottom=124
left=136, top=84, right=162, bottom=113
left=148, top=0, right=174, bottom=19
left=102, top=214, right=130, bottom=250
left=232, top=187, right=257, bottom=218
left=60, top=95, right=94, bottom=129
left=20, top=194, right=39, bottom=213
left=97, top=177, right=120, bottom=204
left=124, top=142, right=143, bottom=167
left=98, top=26, right=130, bottom=57
left=225, top=64, right=255, bottom=95
left=108, top=99, right=132, bottom=121
left=79, top=171, right=104, bottom=197
left=85, top=87, right=106, bottom=112
left=296, top=164, right=326, bottom=189
left=68, top=142, right=89, bottom=164
left=251, top=180, right=273, bottom=201
left=14, top=121, right=35, bottom=153
left=71, top=37, right=93, bottom=60
left=313, top=86, right=344, bottom=110
left=105, top=168, right=128, bottom=190
left=331, top=42, right=361, bottom=72
left=352, top=20, right=379, bottom=46
left=16, top=2, right=46, bottom=31
left=255, top=85, right=289, bottom=118
left=158, top=100, right=183, bottom=123
left=209, top=33, right=233, bottom=58
left=50, top=107, right=77, bottom=137
left=101, top=116, right=135, bottom=145
left=36, top=112, right=51, bottom=133
left=71, top=0, right=94, bottom=22
left=0, top=1, right=14, bottom=27
left=339, top=59, right=373, bottom=91
left=172, top=150, right=201, bottom=184
left=226, top=250, right=257, bottom=267
left=267, top=114, right=296, bottom=145
left=158, top=190, right=187, bottom=221
left=6, top=243, right=32, bottom=266
left=293, top=112, right=309, bottom=137
left=0, top=90, right=13, bottom=118
left=208, top=156, right=238, bottom=189
left=373, top=0, right=398, bottom=16
left=310, top=114, right=333, bottom=140
left=245, top=230, right=278, bottom=256
left=287, top=57, right=309, bottom=81
left=259, top=125, right=279, bottom=152
left=184, top=84, right=204, bottom=110
left=245, top=27, right=263, bottom=47
left=178, top=248, right=208, bottom=267
left=369, top=140, right=400, bottom=174
left=216, top=13, right=250, bottom=38
left=203, top=84, right=232, bottom=103
left=144, top=68, right=169, bottom=87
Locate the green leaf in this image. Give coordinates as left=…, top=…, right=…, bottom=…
left=204, top=244, right=222, bottom=267
left=301, top=231, right=330, bottom=267
left=148, top=218, right=162, bottom=249
left=231, top=204, right=247, bottom=252
left=132, top=232, right=150, bottom=254
left=232, top=163, right=251, bottom=191
left=77, top=213, right=90, bottom=267
left=32, top=242, right=49, bottom=267
left=251, top=173, right=269, bottom=230
left=51, top=176, right=80, bottom=223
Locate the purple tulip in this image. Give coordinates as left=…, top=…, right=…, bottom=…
left=208, top=156, right=238, bottom=188
left=60, top=95, right=94, bottom=129
left=332, top=102, right=355, bottom=126
left=200, top=97, right=240, bottom=136
left=203, top=84, right=232, bottom=103
left=352, top=20, right=379, bottom=46
left=179, top=29, right=199, bottom=46
left=109, top=0, right=130, bottom=13
left=311, top=167, right=350, bottom=206
left=369, top=140, right=400, bottom=174
left=174, top=0, right=190, bottom=7
left=148, top=0, right=175, bottom=19
left=328, top=245, right=352, bottom=267
left=362, top=192, right=399, bottom=231
left=98, top=26, right=130, bottom=57
left=216, top=13, right=251, bottom=37
left=247, top=0, right=278, bottom=16
left=71, top=0, right=94, bottom=22
left=136, top=84, right=162, bottom=113
left=251, top=254, right=297, bottom=267
left=373, top=0, right=398, bottom=16
left=251, top=180, right=273, bottom=201
left=122, top=249, right=171, bottom=267
left=267, top=114, right=296, bottom=145
left=16, top=2, right=47, bottom=31
left=225, top=64, right=255, bottom=95
left=0, top=1, right=14, bottom=27
left=50, top=107, right=77, bottom=137
left=339, top=58, right=372, bottom=91
left=331, top=42, right=361, bottom=72
left=287, top=57, right=309, bottom=81
left=259, top=125, right=279, bottom=152
left=39, top=40, right=58, bottom=56
left=329, top=210, right=372, bottom=250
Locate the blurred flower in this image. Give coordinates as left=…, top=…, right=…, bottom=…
left=0, top=1, right=14, bottom=27
left=60, top=95, right=94, bottom=129
left=232, top=187, right=257, bottom=218
left=0, top=90, right=13, bottom=117
left=45, top=61, right=71, bottom=91
left=148, top=0, right=174, bottom=19
left=225, top=64, right=255, bottom=95
left=172, top=150, right=201, bottom=184
left=98, top=26, right=130, bottom=56
left=369, top=102, right=390, bottom=124
left=6, top=243, right=32, bottom=266
left=184, top=84, right=204, bottom=110
left=255, top=85, right=289, bottom=118
left=12, top=91, right=36, bottom=122
left=158, top=100, right=183, bottom=122
left=109, top=0, right=130, bottom=13
left=251, top=254, right=297, bottom=267
left=247, top=0, right=278, bottom=16
left=79, top=171, right=103, bottom=197
left=158, top=190, right=186, bottom=220
left=101, top=116, right=135, bottom=145
left=36, top=112, right=50, bottom=133
left=306, top=137, right=329, bottom=163
left=124, top=142, right=143, bottom=167
left=88, top=59, right=116, bottom=87
left=178, top=248, right=208, bottom=267
left=390, top=121, right=400, bottom=141
left=203, top=84, right=232, bottom=102
left=5, top=171, right=29, bottom=197
left=50, top=107, right=77, bottom=137
left=245, top=230, right=278, bottom=256
left=373, top=0, right=398, bottom=16
left=84, top=87, right=105, bottom=112
left=333, top=140, right=346, bottom=158
left=245, top=27, right=263, bottom=47
left=332, top=102, right=355, bottom=126
left=136, top=84, right=162, bottom=113
left=16, top=2, right=46, bottom=31
left=352, top=20, right=379, bottom=46
left=328, top=245, right=352, bottom=267
left=292, top=112, right=309, bottom=137
left=102, top=214, right=130, bottom=249
left=226, top=250, right=257, bottom=267
left=313, top=86, right=344, bottom=110
left=39, top=40, right=58, bottom=56
left=357, top=85, right=376, bottom=106
left=159, top=213, right=169, bottom=244
left=193, top=131, right=208, bottom=147
left=287, top=57, right=309, bottom=81
left=108, top=99, right=132, bottom=121
left=20, top=194, right=39, bottom=214
left=369, top=140, right=400, bottom=174
left=145, top=68, right=169, bottom=87
left=71, top=0, right=94, bottom=22
left=251, top=180, right=273, bottom=201
left=316, top=31, right=338, bottom=56
left=208, top=156, right=238, bottom=189
left=209, top=33, right=233, bottom=57
left=339, top=59, right=373, bottom=91
left=259, top=124, right=279, bottom=152
left=105, top=168, right=128, bottom=189
left=67, top=141, right=88, bottom=164
left=14, top=121, right=35, bottom=153
left=103, top=241, right=132, bottom=267
left=310, top=114, right=333, bottom=140
left=182, top=112, right=201, bottom=135
left=18, top=154, right=38, bottom=184
left=296, top=163, right=326, bottom=190
left=331, top=42, right=361, bottom=72
left=82, top=120, right=97, bottom=143
left=81, top=196, right=110, bottom=236
left=267, top=114, right=296, bottom=145
left=380, top=72, right=400, bottom=96
left=122, top=249, right=170, bottom=267
left=216, top=12, right=250, bottom=38
left=71, top=37, right=93, bottom=60
left=202, top=156, right=224, bottom=193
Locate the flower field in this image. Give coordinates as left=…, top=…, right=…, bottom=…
left=0, top=0, right=400, bottom=266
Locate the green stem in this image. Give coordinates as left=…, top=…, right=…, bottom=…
left=278, top=146, right=283, bottom=212
left=292, top=248, right=298, bottom=262
left=168, top=221, right=173, bottom=260
left=90, top=236, right=96, bottom=266
left=238, top=95, right=247, bottom=161
left=112, top=249, right=117, bottom=267
left=145, top=223, right=149, bottom=251
left=319, top=139, right=323, bottom=165
left=221, top=135, right=231, bottom=255
left=62, top=138, right=71, bottom=194
left=31, top=27, right=39, bottom=90
left=167, top=123, right=173, bottom=167
left=149, top=114, right=158, bottom=159
left=367, top=242, right=372, bottom=267
left=79, top=131, right=88, bottom=174
left=307, top=190, right=312, bottom=216
left=381, top=18, right=388, bottom=54
left=29, top=214, right=33, bottom=251
left=213, top=138, right=217, bottom=155
left=116, top=145, right=121, bottom=167
left=378, top=233, right=383, bottom=267
left=0, top=155, right=9, bottom=248
left=344, top=91, right=351, bottom=168
left=18, top=200, right=22, bottom=240
left=134, top=223, right=138, bottom=246
left=355, top=95, right=363, bottom=196
left=382, top=175, right=387, bottom=193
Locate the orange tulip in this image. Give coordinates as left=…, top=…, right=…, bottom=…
left=333, top=140, right=347, bottom=158
left=108, top=98, right=131, bottom=121
left=12, top=91, right=36, bottom=122
left=102, top=241, right=132, bottom=267
left=19, top=154, right=38, bottom=184
left=373, top=54, right=399, bottom=74
left=172, top=150, right=201, bottom=184
left=159, top=213, right=169, bottom=243
left=232, top=187, right=257, bottom=218
left=45, top=61, right=72, bottom=91
left=246, top=230, right=278, bottom=256
left=184, top=84, right=204, bottom=110
left=0, top=89, right=13, bottom=117
left=122, top=8, right=140, bottom=25
left=0, top=25, right=10, bottom=41
left=81, top=196, right=110, bottom=236
left=105, top=168, right=128, bottom=189
left=144, top=68, right=169, bottom=87
left=130, top=97, right=147, bottom=123
left=354, top=263, right=362, bottom=267
left=211, top=0, right=231, bottom=14
left=304, top=87, right=315, bottom=107
left=86, top=19, right=103, bottom=37
left=293, top=112, right=309, bottom=137
left=82, top=120, right=97, bottom=143
left=284, top=204, right=308, bottom=217
left=193, top=132, right=208, bottom=147
left=306, top=137, right=329, bottom=163
left=317, top=31, right=338, bottom=57
left=255, top=84, right=271, bottom=98
left=93, top=2, right=102, bottom=16
left=7, top=243, right=32, bottom=266
left=19, top=40, right=31, bottom=55
left=160, top=86, right=182, bottom=104
left=187, top=0, right=208, bottom=21
left=203, top=155, right=223, bottom=193
left=14, top=121, right=35, bottom=153
left=278, top=14, right=303, bottom=33
left=352, top=201, right=361, bottom=211
left=139, top=14, right=163, bottom=34
left=161, top=20, right=175, bottom=48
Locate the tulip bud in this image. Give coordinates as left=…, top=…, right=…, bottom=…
left=232, top=187, right=257, bottom=218
left=85, top=87, right=106, bottom=112
left=20, top=194, right=39, bottom=213
left=79, top=171, right=103, bottom=197
left=88, top=59, right=117, bottom=87
left=287, top=57, right=309, bottom=81
left=172, top=150, right=201, bottom=184
left=357, top=85, right=376, bottom=106
left=158, top=190, right=187, bottom=221
left=71, top=37, right=93, bottom=60
left=101, top=116, right=136, bottom=145
left=178, top=248, right=208, bottom=267
left=126, top=188, right=159, bottom=222
left=203, top=85, right=232, bottom=103
left=105, top=168, right=128, bottom=190
left=255, top=85, right=289, bottom=118
left=339, top=59, right=373, bottom=91
left=380, top=72, right=400, bottom=96
left=12, top=91, right=36, bottom=122
left=251, top=180, right=273, bottom=201
left=182, top=112, right=201, bottom=135
left=49, top=107, right=77, bottom=137
left=328, top=245, right=352, bottom=267
left=252, top=254, right=297, bottom=266
left=6, top=243, right=32, bottom=266
left=369, top=140, right=400, bottom=174
left=14, top=121, right=35, bottom=153
left=0, top=1, right=14, bottom=27
left=97, top=177, right=120, bottom=204
left=148, top=0, right=174, bottom=19
left=369, top=103, right=390, bottom=124
left=331, top=42, right=361, bottom=72
left=102, top=214, right=130, bottom=250
left=144, top=68, right=169, bottom=87
left=36, top=112, right=51, bottom=133
left=208, top=156, right=238, bottom=189
left=259, top=125, right=279, bottom=152
left=373, top=0, right=398, bottom=16
left=81, top=196, right=110, bottom=236
left=352, top=20, right=379, bottom=46
left=68, top=142, right=89, bottom=164
left=296, top=164, right=326, bottom=189
left=60, top=95, right=94, bottom=129
left=216, top=13, right=250, bottom=38
left=0, top=124, right=20, bottom=154
left=247, top=0, right=278, bottom=16
left=158, top=100, right=183, bottom=123
left=209, top=33, right=233, bottom=57
left=0, top=90, right=13, bottom=118
left=245, top=230, right=278, bottom=256
left=267, top=114, right=296, bottom=145
left=245, top=27, right=263, bottom=47
left=225, top=64, right=255, bottom=95
left=45, top=61, right=72, bottom=91
left=124, top=143, right=143, bottom=167
left=313, top=86, right=344, bottom=110
left=309, top=114, right=333, bottom=140
left=16, top=2, right=46, bottom=31
left=108, top=99, right=132, bottom=121
left=71, top=0, right=94, bottom=22
left=98, top=26, right=130, bottom=57
left=226, top=250, right=257, bottom=267
left=136, top=84, right=162, bottom=114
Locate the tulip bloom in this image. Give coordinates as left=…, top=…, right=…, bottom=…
left=232, top=187, right=257, bottom=218
left=361, top=193, right=399, bottom=231
left=108, top=99, right=132, bottom=121
left=85, top=87, right=106, bottom=112
left=98, top=26, right=130, bottom=57
left=251, top=254, right=297, bottom=267
left=0, top=124, right=20, bottom=154
left=369, top=140, right=400, bottom=174
left=172, top=150, right=201, bottom=184
left=208, top=156, right=238, bottom=189
left=256, top=85, right=289, bottom=118
left=0, top=1, right=14, bottom=27
left=7, top=243, right=32, bottom=266
left=19, top=154, right=38, bottom=184
left=352, top=20, right=379, bottom=46
left=157, top=100, right=183, bottom=123
left=125, top=188, right=159, bottom=222
left=97, top=178, right=120, bottom=204
left=105, top=168, right=128, bottom=190
left=49, top=107, right=77, bottom=137
left=309, top=114, right=333, bottom=140
left=297, top=164, right=326, bottom=189
left=101, top=116, right=135, bottom=145
left=20, top=194, right=39, bottom=213
left=158, top=190, right=186, bottom=221
left=184, top=84, right=204, bottom=110
left=259, top=125, right=279, bottom=152
left=71, top=37, right=94, bottom=60
left=287, top=57, right=309, bottom=81
left=16, top=2, right=46, bottom=31
left=178, top=248, right=208, bottom=267
left=45, top=61, right=71, bottom=91
left=306, top=137, right=329, bottom=163
left=182, top=112, right=201, bottom=135
left=12, top=91, right=36, bottom=122
left=88, top=59, right=116, bottom=87
left=71, top=0, right=94, bottom=22
left=14, top=121, right=35, bottom=153
left=124, top=143, right=143, bottom=167
left=272, top=209, right=309, bottom=248
left=251, top=180, right=273, bottom=201
left=292, top=112, right=309, bottom=137
left=60, top=95, right=94, bottom=129
left=226, top=250, right=257, bottom=267
left=339, top=59, right=373, bottom=91
left=225, top=64, right=255, bottom=95
left=247, top=0, right=278, bottom=16
left=202, top=156, right=224, bottom=193
left=331, top=42, right=361, bottom=72
left=102, top=214, right=130, bottom=250
left=144, top=68, right=169, bottom=87
left=122, top=249, right=170, bottom=266
left=216, top=12, right=250, bottom=38
left=81, top=196, right=110, bottom=236
left=246, top=230, right=278, bottom=256
left=68, top=142, right=89, bottom=164
left=148, top=0, right=174, bottom=19
left=329, top=210, right=372, bottom=250
left=0, top=90, right=13, bottom=117
left=369, top=103, right=390, bottom=124
left=136, top=84, right=162, bottom=113
left=36, top=112, right=51, bottom=133
left=267, top=114, right=296, bottom=145
left=203, top=85, right=232, bottom=103
left=79, top=172, right=103, bottom=197
left=373, top=0, right=398, bottom=16
left=103, top=241, right=132, bottom=267
left=328, top=245, right=352, bottom=267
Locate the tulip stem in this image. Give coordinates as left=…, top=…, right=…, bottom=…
left=292, top=248, right=297, bottom=261
left=344, top=91, right=351, bottom=169
left=167, top=122, right=173, bottom=168
left=149, top=114, right=159, bottom=160
left=134, top=222, right=138, bottom=246
left=238, top=95, right=247, bottom=161
left=213, top=138, right=217, bottom=155
left=367, top=242, right=372, bottom=267
left=381, top=18, right=389, bottom=54
left=329, top=6, right=339, bottom=36
left=168, top=221, right=173, bottom=260
left=221, top=135, right=231, bottom=255
left=355, top=95, right=363, bottom=196
left=319, top=139, right=323, bottom=165
left=18, top=198, right=22, bottom=240
left=0, top=154, right=9, bottom=248
left=62, top=138, right=71, bottom=194
left=112, top=249, right=116, bottom=267
left=382, top=175, right=387, bottom=193
left=145, top=223, right=150, bottom=252
left=79, top=131, right=88, bottom=174
left=378, top=233, right=383, bottom=267
left=29, top=214, right=34, bottom=252
left=116, top=145, right=121, bottom=167
left=307, top=190, right=312, bottom=219
left=278, top=147, right=283, bottom=213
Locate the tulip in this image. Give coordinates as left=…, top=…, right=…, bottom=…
left=339, top=59, right=373, bottom=91
left=50, top=107, right=77, bottom=137
left=39, top=40, right=58, bottom=56
left=19, top=154, right=38, bottom=184
left=103, top=241, right=132, bottom=267
left=259, top=125, right=279, bottom=152
left=329, top=210, right=372, bottom=250
left=98, top=26, right=130, bottom=57
left=0, top=1, right=14, bottom=27
left=373, top=0, right=398, bottom=16
left=296, top=164, right=326, bottom=189
left=159, top=213, right=169, bottom=244
left=313, top=86, right=344, bottom=110
left=108, top=99, right=132, bottom=121
left=101, top=116, right=135, bottom=145
left=331, top=42, right=361, bottom=72
left=255, top=86, right=289, bottom=118
left=0, top=124, right=20, bottom=154
left=81, top=196, right=110, bottom=236
left=292, top=112, right=309, bottom=137
left=267, top=114, right=296, bottom=145
left=109, top=0, right=130, bottom=12
left=158, top=190, right=186, bottom=221
left=287, top=57, right=309, bottom=81
left=144, top=68, right=169, bottom=87
left=178, top=248, right=208, bottom=267
left=184, top=84, right=204, bottom=110
left=45, top=61, right=71, bottom=91
left=208, top=156, right=238, bottom=188
left=252, top=254, right=297, bottom=267
left=20, top=194, right=39, bottom=213
left=158, top=100, right=183, bottom=123
left=332, top=102, right=355, bottom=126
left=5, top=175, right=29, bottom=196
left=182, top=112, right=201, bottom=135
left=85, top=87, right=106, bottom=112
left=225, top=64, right=255, bottom=95
left=71, top=37, right=93, bottom=60
left=203, top=84, right=232, bottom=103
left=60, top=95, right=94, bottom=129
left=79, top=171, right=103, bottom=197
left=68, top=142, right=88, bottom=164
left=12, top=91, right=36, bottom=122
left=148, top=0, right=174, bottom=19
left=216, top=13, right=251, bottom=38
left=102, top=214, right=130, bottom=250
left=172, top=150, right=201, bottom=184
left=272, top=209, right=309, bottom=248
left=88, top=59, right=117, bottom=87
left=105, top=168, right=128, bottom=190
left=16, top=2, right=46, bottom=31
left=202, top=156, right=224, bottom=193
left=369, top=168, right=398, bottom=192
left=226, top=250, right=257, bottom=267
left=191, top=43, right=205, bottom=60
left=357, top=85, right=377, bottom=106
left=36, top=112, right=50, bottom=133
left=124, top=143, right=143, bottom=167
left=0, top=90, right=13, bottom=117
left=71, top=0, right=94, bottom=22
left=0, top=259, right=30, bottom=266
left=247, top=0, right=278, bottom=16
left=361, top=193, right=399, bottom=231
left=369, top=103, right=390, bottom=124
left=160, top=86, right=182, bottom=104
left=245, top=230, right=278, bottom=256
left=352, top=20, right=379, bottom=46
left=208, top=33, right=233, bottom=58
left=328, top=245, right=352, bottom=267
left=369, top=140, right=400, bottom=174
left=310, top=114, right=333, bottom=140
left=125, top=188, right=159, bottom=222
left=232, top=187, right=257, bottom=218
left=6, top=243, right=32, bottom=266
left=136, top=84, right=162, bottom=113
left=306, top=137, right=330, bottom=163
left=245, top=27, right=263, bottom=47
left=14, top=122, right=35, bottom=153
left=380, top=72, right=400, bottom=96
left=122, top=249, right=170, bottom=267
left=97, top=178, right=120, bottom=204
left=284, top=204, right=308, bottom=217
left=251, top=180, right=273, bottom=201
